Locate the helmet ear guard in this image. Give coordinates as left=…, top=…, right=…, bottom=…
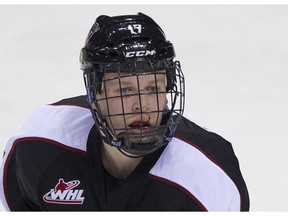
left=80, top=12, right=185, bottom=156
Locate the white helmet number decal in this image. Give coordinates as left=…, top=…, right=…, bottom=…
left=127, top=24, right=142, bottom=34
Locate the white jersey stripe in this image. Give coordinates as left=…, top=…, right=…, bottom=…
left=8, top=105, right=94, bottom=152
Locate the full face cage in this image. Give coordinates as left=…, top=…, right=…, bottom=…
left=84, top=59, right=185, bottom=156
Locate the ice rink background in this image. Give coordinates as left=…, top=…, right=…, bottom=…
left=0, top=5, right=288, bottom=211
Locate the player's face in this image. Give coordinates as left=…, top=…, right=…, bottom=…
left=96, top=71, right=167, bottom=136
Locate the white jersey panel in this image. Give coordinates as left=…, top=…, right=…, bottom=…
left=9, top=105, right=94, bottom=151
left=149, top=137, right=241, bottom=211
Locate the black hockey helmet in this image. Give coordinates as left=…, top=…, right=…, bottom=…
left=80, top=12, right=185, bottom=156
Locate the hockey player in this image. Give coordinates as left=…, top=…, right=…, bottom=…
left=0, top=13, right=249, bottom=211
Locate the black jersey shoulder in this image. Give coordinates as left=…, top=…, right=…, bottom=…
left=175, top=116, right=236, bottom=157
left=50, top=95, right=89, bottom=109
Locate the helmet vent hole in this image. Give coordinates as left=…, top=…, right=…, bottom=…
left=160, top=48, right=167, bottom=55
left=106, top=42, right=115, bottom=48
left=98, top=51, right=107, bottom=57
left=108, top=51, right=118, bottom=58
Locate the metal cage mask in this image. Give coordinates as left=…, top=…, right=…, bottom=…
left=84, top=59, right=185, bottom=156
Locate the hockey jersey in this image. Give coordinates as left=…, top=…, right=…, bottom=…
left=0, top=95, right=249, bottom=211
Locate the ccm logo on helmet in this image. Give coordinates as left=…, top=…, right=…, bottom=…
left=125, top=50, right=156, bottom=58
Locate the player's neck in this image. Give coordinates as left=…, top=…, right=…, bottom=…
left=100, top=142, right=143, bottom=179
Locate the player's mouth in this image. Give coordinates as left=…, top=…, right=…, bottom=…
left=128, top=120, right=153, bottom=132
left=129, top=120, right=151, bottom=127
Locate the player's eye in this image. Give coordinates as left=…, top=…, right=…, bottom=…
left=145, top=86, right=162, bottom=94
left=119, top=87, right=133, bottom=95
left=148, top=86, right=157, bottom=93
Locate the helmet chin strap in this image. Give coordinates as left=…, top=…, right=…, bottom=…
left=116, top=127, right=166, bottom=156
left=101, top=130, right=163, bottom=158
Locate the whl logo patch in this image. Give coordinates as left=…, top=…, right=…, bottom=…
left=43, top=178, right=85, bottom=204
